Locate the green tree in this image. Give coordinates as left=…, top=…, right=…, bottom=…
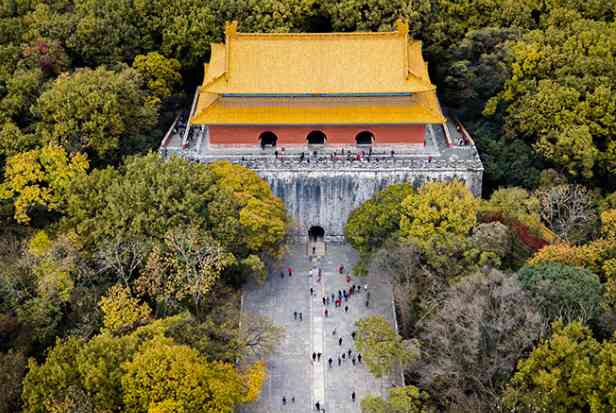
left=33, top=66, right=158, bottom=158
left=355, top=315, right=417, bottom=378
left=133, top=0, right=219, bottom=69
left=22, top=336, right=85, bottom=413
left=132, top=52, right=182, bottom=101
left=400, top=180, right=480, bottom=243
left=517, top=262, right=602, bottom=324
left=442, top=27, right=519, bottom=116
left=345, top=183, right=414, bottom=253
left=504, top=321, right=616, bottom=413
left=0, top=68, right=43, bottom=125
left=223, top=0, right=320, bottom=33
left=361, top=385, right=433, bottom=413
left=324, top=0, right=428, bottom=32
left=481, top=187, right=541, bottom=225
left=473, top=122, right=543, bottom=192
left=0, top=121, right=38, bottom=157
left=64, top=155, right=287, bottom=260
left=0, top=145, right=89, bottom=223
left=487, top=11, right=616, bottom=179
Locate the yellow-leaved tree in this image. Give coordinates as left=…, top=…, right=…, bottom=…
left=121, top=336, right=246, bottom=413
left=0, top=145, right=88, bottom=223
left=99, top=285, right=152, bottom=334
left=242, top=361, right=268, bottom=403
left=601, top=209, right=616, bottom=240
left=400, top=180, right=480, bottom=243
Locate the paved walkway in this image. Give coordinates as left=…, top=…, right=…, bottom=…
left=240, top=242, right=398, bottom=413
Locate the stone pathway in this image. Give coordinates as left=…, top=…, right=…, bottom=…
left=240, top=242, right=398, bottom=413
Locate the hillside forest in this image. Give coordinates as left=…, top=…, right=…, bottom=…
left=0, top=0, right=615, bottom=412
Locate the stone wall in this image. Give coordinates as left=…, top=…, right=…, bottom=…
left=259, top=168, right=483, bottom=239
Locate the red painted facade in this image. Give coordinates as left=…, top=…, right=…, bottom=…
left=208, top=125, right=425, bottom=146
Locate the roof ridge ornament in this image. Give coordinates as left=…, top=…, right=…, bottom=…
left=396, top=18, right=411, bottom=79
left=395, top=18, right=409, bottom=35
left=224, top=21, right=238, bottom=81
left=225, top=21, right=238, bottom=38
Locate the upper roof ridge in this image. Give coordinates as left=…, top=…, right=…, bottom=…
left=224, top=18, right=409, bottom=39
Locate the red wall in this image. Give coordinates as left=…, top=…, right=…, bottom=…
left=208, top=125, right=425, bottom=146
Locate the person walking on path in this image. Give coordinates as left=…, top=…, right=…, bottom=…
left=338, top=356, right=342, bottom=366
left=328, top=357, right=333, bottom=367
left=312, top=352, right=317, bottom=362
left=352, top=391, right=356, bottom=402
left=342, top=353, right=346, bottom=361
left=299, top=312, right=303, bottom=321
left=322, top=297, right=326, bottom=305
left=345, top=305, right=349, bottom=313
left=358, top=354, right=362, bottom=363
left=338, top=264, right=344, bottom=274
left=324, top=309, right=329, bottom=317
left=280, top=271, right=284, bottom=279
left=317, top=352, right=322, bottom=361
left=331, top=293, right=335, bottom=302
left=283, top=396, right=286, bottom=405
left=291, top=396, right=295, bottom=403
left=339, top=337, right=343, bottom=346
left=348, top=349, right=352, bottom=358
left=352, top=331, right=356, bottom=340
left=315, top=401, right=320, bottom=411
left=310, top=287, right=314, bottom=296
left=294, top=311, right=297, bottom=320
left=288, top=267, right=293, bottom=277
left=352, top=357, right=356, bottom=366
left=332, top=329, right=336, bottom=336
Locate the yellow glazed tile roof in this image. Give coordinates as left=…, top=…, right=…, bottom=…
left=193, top=20, right=445, bottom=125
left=192, top=94, right=445, bottom=125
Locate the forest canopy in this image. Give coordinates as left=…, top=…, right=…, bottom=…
left=1, top=0, right=615, bottom=412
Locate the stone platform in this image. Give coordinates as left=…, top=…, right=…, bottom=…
left=160, top=121, right=483, bottom=239
left=240, top=242, right=400, bottom=413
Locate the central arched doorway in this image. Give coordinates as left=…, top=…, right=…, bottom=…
left=308, top=225, right=325, bottom=241
left=355, top=131, right=374, bottom=145
left=259, top=131, right=278, bottom=147
left=308, top=225, right=326, bottom=256
left=306, top=130, right=327, bottom=145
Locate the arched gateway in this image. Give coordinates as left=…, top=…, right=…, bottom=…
left=308, top=225, right=325, bottom=241
left=308, top=225, right=326, bottom=256
left=306, top=131, right=327, bottom=145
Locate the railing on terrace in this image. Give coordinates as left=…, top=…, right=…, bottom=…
left=159, top=148, right=484, bottom=171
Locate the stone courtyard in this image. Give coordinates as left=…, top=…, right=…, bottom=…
left=240, top=242, right=400, bottom=413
